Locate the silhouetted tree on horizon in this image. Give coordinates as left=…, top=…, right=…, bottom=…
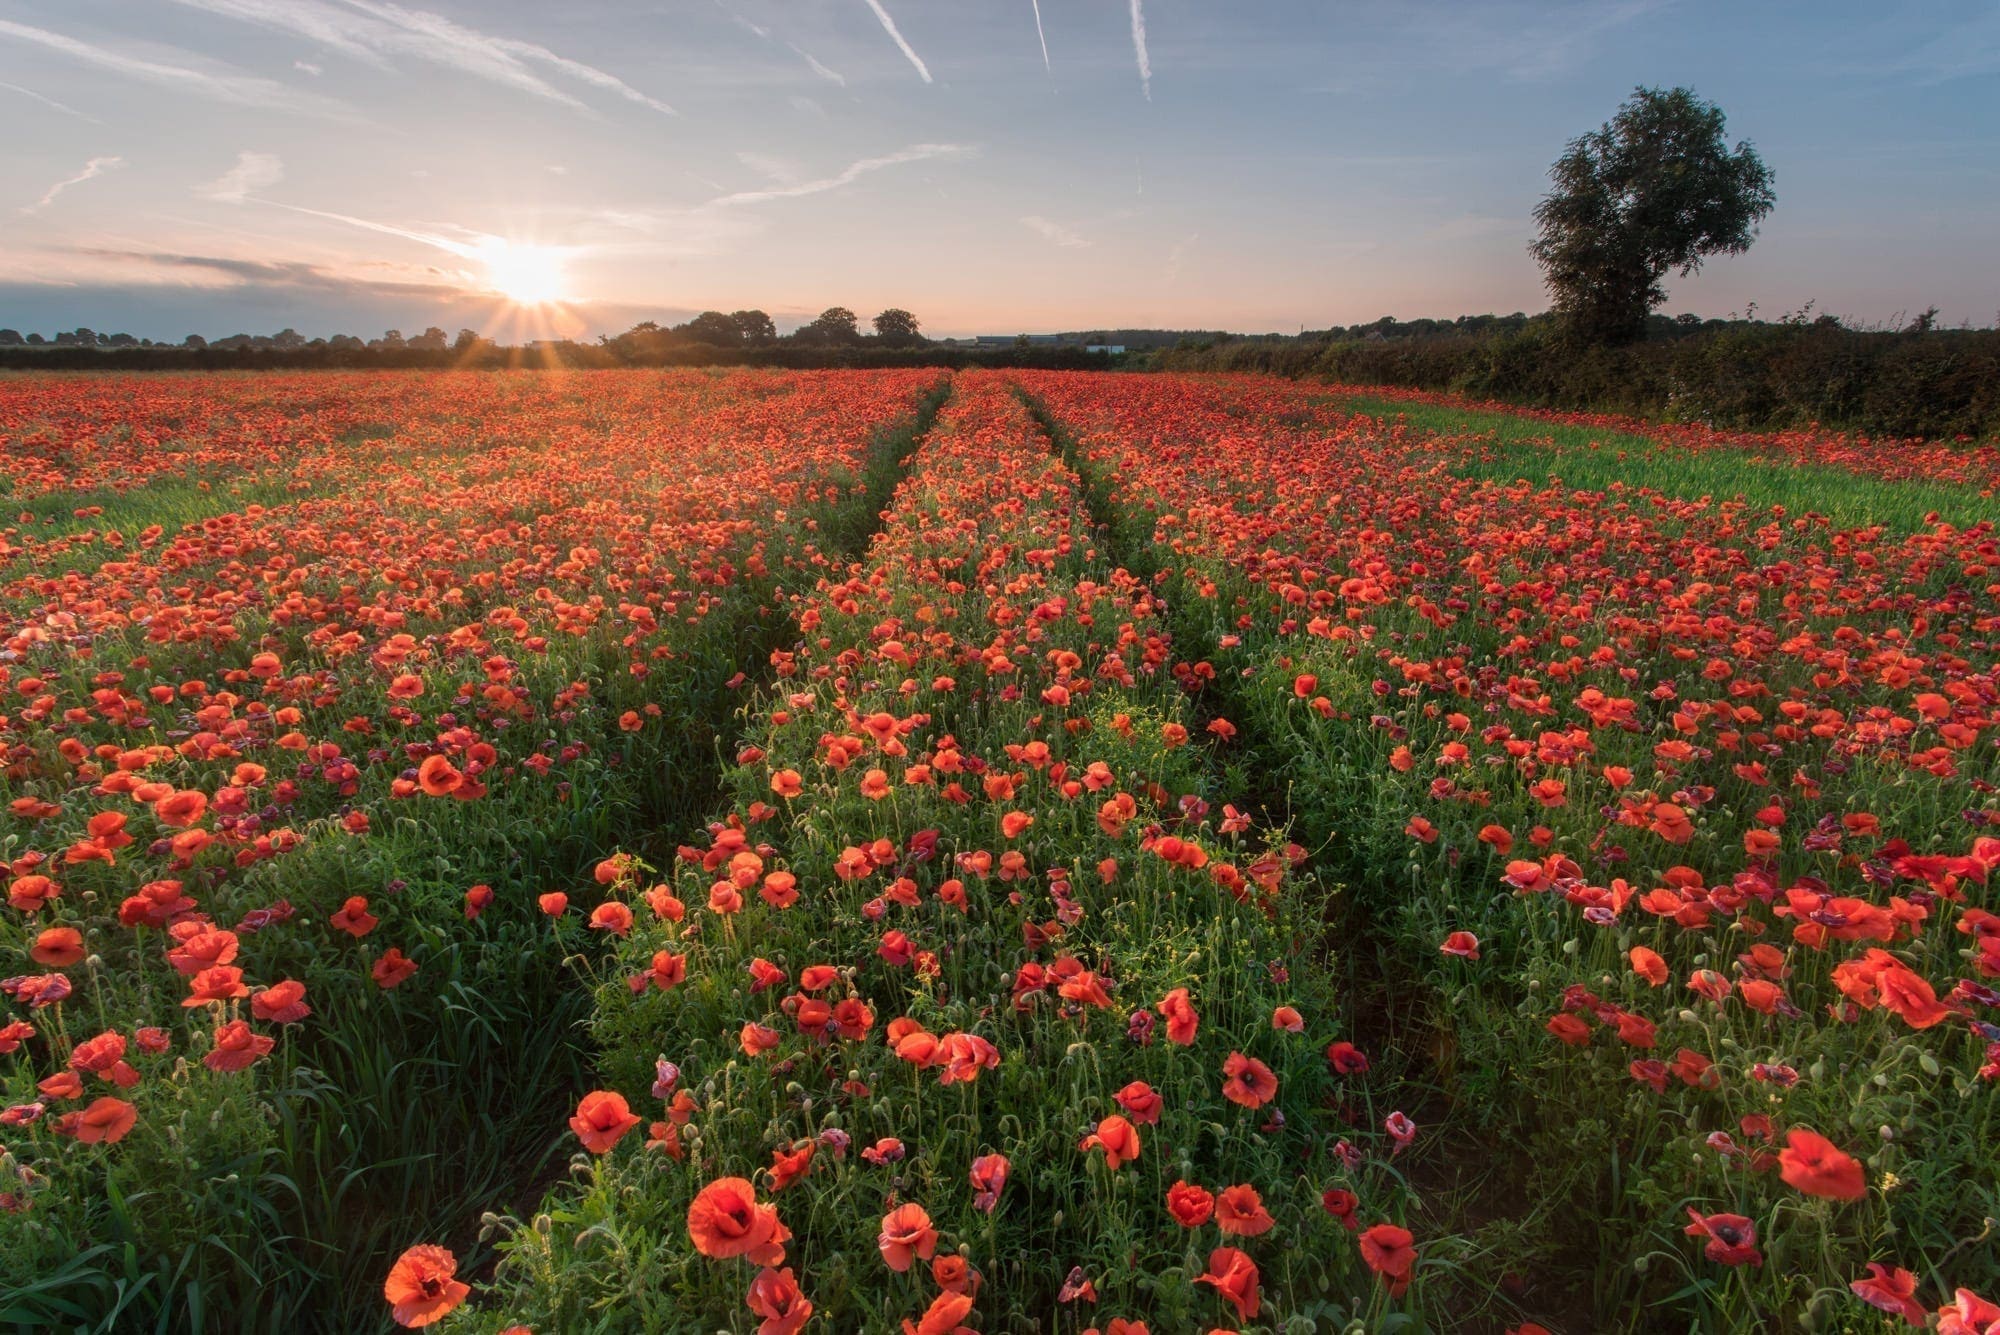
left=1532, top=86, right=1775, bottom=345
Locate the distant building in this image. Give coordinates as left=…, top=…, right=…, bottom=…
left=1084, top=344, right=1125, bottom=355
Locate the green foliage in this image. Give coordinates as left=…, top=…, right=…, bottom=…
left=1532, top=87, right=1776, bottom=346
left=1153, top=320, right=2000, bottom=441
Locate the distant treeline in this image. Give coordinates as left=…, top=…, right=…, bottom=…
left=1148, top=312, right=2000, bottom=440
left=0, top=306, right=1165, bottom=373
left=0, top=340, right=1129, bottom=374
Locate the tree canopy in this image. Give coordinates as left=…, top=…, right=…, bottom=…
left=1531, top=86, right=1775, bottom=345
left=872, top=308, right=921, bottom=347
left=801, top=307, right=861, bottom=345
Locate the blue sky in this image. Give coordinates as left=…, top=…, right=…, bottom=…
left=1, top=0, right=1995, bottom=340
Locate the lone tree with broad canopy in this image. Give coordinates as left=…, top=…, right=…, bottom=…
left=872, top=308, right=921, bottom=347
left=1532, top=86, right=1775, bottom=345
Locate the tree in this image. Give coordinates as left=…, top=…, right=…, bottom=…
left=800, top=306, right=860, bottom=345
left=183, top=334, right=207, bottom=350
left=731, top=309, right=776, bottom=345
left=681, top=310, right=743, bottom=346
left=454, top=328, right=480, bottom=352
left=872, top=308, right=921, bottom=347
left=409, top=326, right=448, bottom=351
left=1531, top=86, right=1775, bottom=345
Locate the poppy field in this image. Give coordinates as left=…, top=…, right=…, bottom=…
left=4, top=368, right=1998, bottom=1333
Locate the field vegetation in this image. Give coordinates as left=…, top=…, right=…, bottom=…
left=3, top=368, right=1997, bottom=1333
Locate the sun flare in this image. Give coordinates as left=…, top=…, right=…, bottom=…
left=475, top=239, right=570, bottom=306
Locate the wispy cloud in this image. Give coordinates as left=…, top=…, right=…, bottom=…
left=1029, top=0, right=1051, bottom=76
left=791, top=43, right=846, bottom=86
left=737, top=151, right=803, bottom=185
left=1503, top=0, right=1664, bottom=81
left=0, top=19, right=344, bottom=113
left=0, top=78, right=100, bottom=121
left=1128, top=0, right=1151, bottom=99
left=1427, top=0, right=1669, bottom=83
left=166, top=0, right=674, bottom=115
left=1021, top=215, right=1088, bottom=248
left=1892, top=6, right=2000, bottom=84
left=24, top=156, right=124, bottom=214
left=66, top=248, right=466, bottom=297
left=862, top=0, right=932, bottom=83
left=707, top=142, right=971, bottom=208
left=201, top=151, right=286, bottom=204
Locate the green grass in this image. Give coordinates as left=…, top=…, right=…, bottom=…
left=1335, top=394, right=1988, bottom=534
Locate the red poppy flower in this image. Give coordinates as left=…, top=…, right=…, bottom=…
left=330, top=895, right=379, bottom=937
left=1167, top=1180, right=1215, bottom=1228
left=372, top=948, right=418, bottom=989
left=877, top=1202, right=938, bottom=1272
left=1321, top=1186, right=1360, bottom=1230
left=589, top=901, right=635, bottom=935
left=904, top=1290, right=974, bottom=1335
left=1156, top=987, right=1199, bottom=1044
left=1325, top=1040, right=1370, bottom=1074
left=1113, top=1080, right=1164, bottom=1124
left=29, top=927, right=85, bottom=967
left=183, top=965, right=249, bottom=1007
left=745, top=1265, right=813, bottom=1335
left=1778, top=1128, right=1866, bottom=1200
left=204, top=1019, right=274, bottom=1073
left=55, top=1095, right=137, bottom=1144
left=764, top=1142, right=815, bottom=1192
left=688, top=1177, right=788, bottom=1264
left=1193, top=1247, right=1260, bottom=1320
left=1081, top=1114, right=1142, bottom=1169
left=1439, top=930, right=1480, bottom=960
left=570, top=1090, right=641, bottom=1154
left=1848, top=1263, right=1925, bottom=1325
left=383, top=1244, right=470, bottom=1328
left=1220, top=1052, right=1278, bottom=1109
left=1629, top=946, right=1668, bottom=986
left=1214, top=1184, right=1274, bottom=1237
left=1936, top=1287, right=2000, bottom=1335
left=1683, top=1208, right=1762, bottom=1266
left=251, top=979, right=311, bottom=1024
left=1546, top=1013, right=1591, bottom=1045
left=969, top=1153, right=1009, bottom=1213
left=1358, top=1223, right=1417, bottom=1297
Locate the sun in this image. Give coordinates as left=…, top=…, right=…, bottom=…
left=475, top=239, right=570, bottom=306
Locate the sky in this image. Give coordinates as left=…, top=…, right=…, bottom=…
left=1, top=0, right=1996, bottom=341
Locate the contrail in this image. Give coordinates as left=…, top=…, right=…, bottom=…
left=1128, top=0, right=1150, bottom=99
left=862, top=0, right=931, bottom=83
left=1029, top=0, right=1050, bottom=75
left=0, top=78, right=99, bottom=121
left=705, top=142, right=972, bottom=209
left=253, top=197, right=480, bottom=258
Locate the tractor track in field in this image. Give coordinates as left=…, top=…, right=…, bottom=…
left=446, top=373, right=955, bottom=1303
left=1014, top=381, right=1598, bottom=1332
